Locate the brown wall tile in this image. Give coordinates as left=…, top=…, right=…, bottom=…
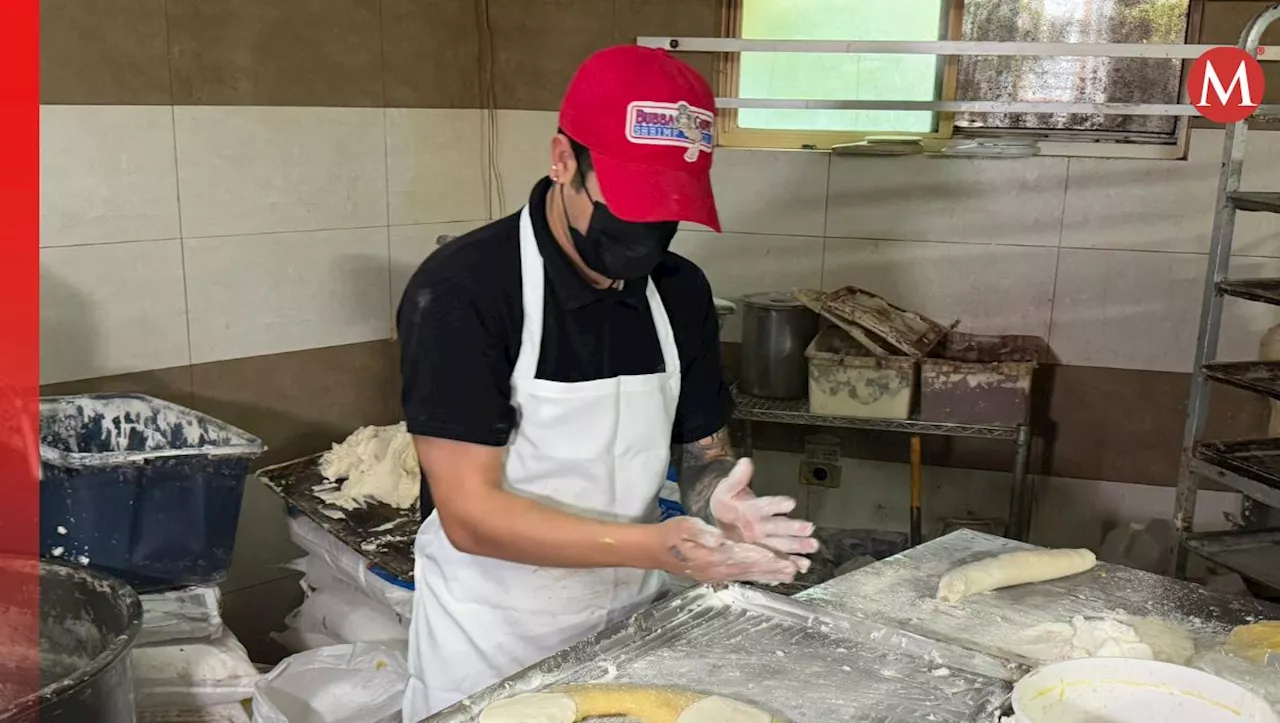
left=189, top=341, right=401, bottom=468
left=40, top=365, right=194, bottom=407
left=614, top=0, right=722, bottom=90
left=40, top=0, right=172, bottom=105
left=383, top=0, right=482, bottom=108
left=166, top=0, right=384, bottom=107
left=485, top=0, right=619, bottom=111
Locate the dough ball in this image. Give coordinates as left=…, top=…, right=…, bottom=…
left=479, top=692, right=577, bottom=723
left=1129, top=617, right=1195, bottom=665
left=676, top=696, right=773, bottom=723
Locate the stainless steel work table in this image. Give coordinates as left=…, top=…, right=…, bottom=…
left=427, top=530, right=1280, bottom=722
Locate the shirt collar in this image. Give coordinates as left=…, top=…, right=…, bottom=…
left=527, top=177, right=649, bottom=311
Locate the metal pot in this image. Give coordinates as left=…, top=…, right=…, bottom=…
left=0, top=559, right=142, bottom=723
left=739, top=291, right=819, bottom=399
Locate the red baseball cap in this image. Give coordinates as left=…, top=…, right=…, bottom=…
left=559, top=45, right=721, bottom=233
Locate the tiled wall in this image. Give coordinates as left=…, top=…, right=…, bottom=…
left=37, top=0, right=1280, bottom=660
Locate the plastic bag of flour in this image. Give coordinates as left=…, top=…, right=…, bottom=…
left=287, top=514, right=414, bottom=617
left=137, top=586, right=224, bottom=645
left=251, top=644, right=408, bottom=723
left=132, top=631, right=260, bottom=710
left=275, top=585, right=409, bottom=655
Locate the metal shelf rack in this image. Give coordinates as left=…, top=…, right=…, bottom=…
left=1173, top=5, right=1280, bottom=589
left=731, top=387, right=1034, bottom=542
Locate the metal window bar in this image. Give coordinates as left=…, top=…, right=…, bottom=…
left=1172, top=2, right=1280, bottom=587
left=635, top=36, right=1280, bottom=117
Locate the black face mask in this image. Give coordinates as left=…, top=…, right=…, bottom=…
left=561, top=185, right=678, bottom=282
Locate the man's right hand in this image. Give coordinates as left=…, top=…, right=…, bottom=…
left=653, top=516, right=805, bottom=584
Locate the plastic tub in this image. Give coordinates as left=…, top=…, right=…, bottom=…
left=806, top=326, right=916, bottom=419
left=39, top=394, right=264, bottom=591
left=1011, top=658, right=1277, bottom=723
left=0, top=558, right=143, bottom=723
left=919, top=332, right=1044, bottom=425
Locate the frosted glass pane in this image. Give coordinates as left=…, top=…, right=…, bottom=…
left=737, top=0, right=945, bottom=133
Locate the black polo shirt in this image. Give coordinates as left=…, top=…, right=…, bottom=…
left=397, top=177, right=732, bottom=515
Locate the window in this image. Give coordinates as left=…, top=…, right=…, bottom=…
left=722, top=0, right=1197, bottom=150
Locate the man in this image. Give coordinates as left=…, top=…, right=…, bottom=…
left=396, top=45, right=818, bottom=721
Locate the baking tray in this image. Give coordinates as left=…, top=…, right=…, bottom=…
left=428, top=584, right=1023, bottom=723
left=257, top=454, right=417, bottom=582
left=1193, top=438, right=1280, bottom=491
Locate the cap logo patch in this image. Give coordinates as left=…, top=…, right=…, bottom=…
left=626, top=101, right=714, bottom=162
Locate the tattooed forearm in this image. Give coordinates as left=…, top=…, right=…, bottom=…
left=678, top=427, right=737, bottom=523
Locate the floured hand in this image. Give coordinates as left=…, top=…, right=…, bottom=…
left=654, top=516, right=805, bottom=584
left=709, top=459, right=818, bottom=556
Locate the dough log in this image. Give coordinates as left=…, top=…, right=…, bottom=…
left=936, top=548, right=1097, bottom=603
left=478, top=684, right=783, bottom=723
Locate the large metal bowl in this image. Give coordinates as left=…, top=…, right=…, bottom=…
left=0, top=558, right=142, bottom=723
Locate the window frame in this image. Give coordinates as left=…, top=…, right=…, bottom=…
left=714, top=0, right=1206, bottom=159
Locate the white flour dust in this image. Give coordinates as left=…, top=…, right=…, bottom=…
left=42, top=396, right=241, bottom=455
left=1009, top=616, right=1155, bottom=662
left=314, top=423, right=420, bottom=510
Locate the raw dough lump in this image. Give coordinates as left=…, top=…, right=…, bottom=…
left=314, top=422, right=420, bottom=510
left=1008, top=616, right=1195, bottom=665
left=936, top=548, right=1096, bottom=603
left=477, top=685, right=782, bottom=723
left=478, top=692, right=577, bottom=723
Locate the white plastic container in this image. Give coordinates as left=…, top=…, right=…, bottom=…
left=805, top=326, right=915, bottom=420
left=1012, top=658, right=1277, bottom=723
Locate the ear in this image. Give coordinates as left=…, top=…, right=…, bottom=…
left=549, top=133, right=577, bottom=186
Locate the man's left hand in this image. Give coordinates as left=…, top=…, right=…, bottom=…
left=709, top=458, right=819, bottom=556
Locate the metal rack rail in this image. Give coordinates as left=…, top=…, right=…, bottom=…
left=1172, top=4, right=1280, bottom=588
left=635, top=37, right=1280, bottom=117
left=731, top=388, right=1035, bottom=542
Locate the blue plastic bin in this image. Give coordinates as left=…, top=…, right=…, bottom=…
left=39, top=394, right=264, bottom=592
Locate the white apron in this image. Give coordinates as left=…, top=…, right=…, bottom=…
left=402, top=206, right=681, bottom=722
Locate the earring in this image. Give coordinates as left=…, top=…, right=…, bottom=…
left=550, top=166, right=559, bottom=182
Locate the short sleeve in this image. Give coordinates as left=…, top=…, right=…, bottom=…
left=397, top=270, right=516, bottom=447
left=671, top=270, right=733, bottom=445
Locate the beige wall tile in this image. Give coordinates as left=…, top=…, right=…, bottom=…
left=1049, top=249, right=1280, bottom=372
left=825, top=155, right=1069, bottom=247
left=41, top=240, right=190, bottom=384
left=671, top=230, right=824, bottom=342
left=490, top=110, right=560, bottom=218
left=175, top=107, right=388, bottom=238
left=390, top=221, right=491, bottom=318
left=41, top=106, right=180, bottom=247
left=1031, top=476, right=1240, bottom=551
left=1061, top=129, right=1280, bottom=256
left=386, top=109, right=490, bottom=226
left=184, top=227, right=391, bottom=364
left=823, top=238, right=1058, bottom=338
left=707, top=149, right=830, bottom=237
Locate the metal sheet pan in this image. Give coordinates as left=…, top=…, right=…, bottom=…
left=256, top=454, right=416, bottom=582
left=428, top=584, right=1023, bottom=723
